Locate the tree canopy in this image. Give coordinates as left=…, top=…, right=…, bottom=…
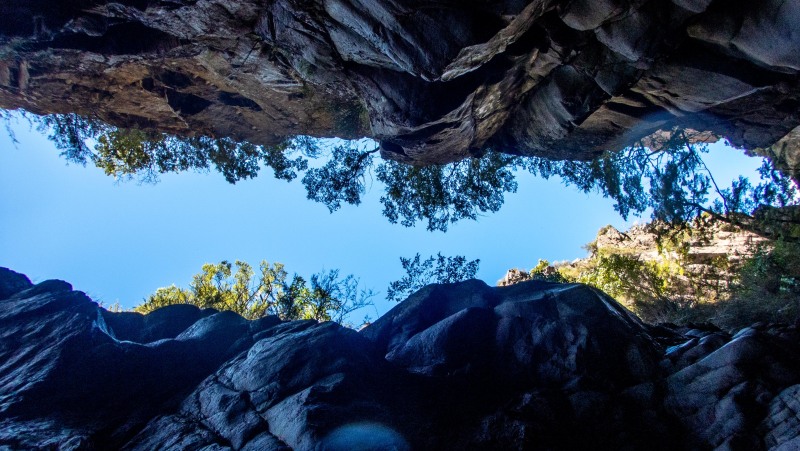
left=376, top=154, right=518, bottom=232
left=136, top=260, right=375, bottom=327
left=12, top=112, right=523, bottom=231
left=8, top=112, right=800, bottom=237
left=386, top=253, right=480, bottom=302
left=10, top=109, right=799, bottom=328
left=522, top=217, right=800, bottom=329
left=137, top=254, right=480, bottom=323
left=523, top=129, right=800, bottom=239
left=35, top=113, right=309, bottom=184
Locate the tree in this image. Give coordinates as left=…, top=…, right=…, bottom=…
left=301, top=142, right=379, bottom=211
left=386, top=253, right=480, bottom=302
left=34, top=113, right=309, bottom=184
left=721, top=239, right=800, bottom=327
left=528, top=259, right=567, bottom=283
left=136, top=260, right=375, bottom=327
left=20, top=113, right=800, bottom=237
left=376, top=152, right=518, bottom=231
left=24, top=112, right=521, bottom=231
left=524, top=128, right=800, bottom=241
left=524, top=216, right=799, bottom=328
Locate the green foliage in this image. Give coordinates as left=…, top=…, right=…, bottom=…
left=144, top=285, right=193, bottom=309
left=301, top=145, right=520, bottom=231
left=569, top=254, right=658, bottom=301
left=525, top=129, right=799, bottom=238
left=1, top=110, right=20, bottom=146
left=549, top=217, right=799, bottom=328
left=29, top=112, right=521, bottom=231
left=572, top=253, right=691, bottom=323
left=376, top=152, right=518, bottom=231
left=307, top=270, right=374, bottom=324
left=719, top=240, right=800, bottom=328
left=23, top=113, right=800, bottom=236
left=528, top=259, right=568, bottom=283
left=737, top=241, right=800, bottom=296
left=623, top=238, right=800, bottom=329
left=136, top=260, right=375, bottom=326
left=37, top=113, right=104, bottom=165
left=35, top=113, right=307, bottom=183
left=386, top=253, right=480, bottom=302
left=301, top=144, right=377, bottom=211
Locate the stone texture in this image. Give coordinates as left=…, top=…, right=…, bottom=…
left=0, top=268, right=281, bottom=448
left=1, top=0, right=799, bottom=166
left=501, top=218, right=769, bottom=302
left=1, top=266, right=799, bottom=449
left=762, top=384, right=800, bottom=451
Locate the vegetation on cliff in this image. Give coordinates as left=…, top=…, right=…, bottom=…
left=510, top=218, right=800, bottom=329
left=3, top=0, right=799, bottom=326
left=525, top=129, right=800, bottom=240
left=5, top=108, right=799, bottom=329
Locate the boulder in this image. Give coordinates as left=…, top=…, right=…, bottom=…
left=0, top=267, right=798, bottom=449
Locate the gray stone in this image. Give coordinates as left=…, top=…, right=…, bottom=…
left=385, top=306, right=496, bottom=377
left=0, top=267, right=32, bottom=300
left=0, top=269, right=798, bottom=449
left=1, top=0, right=798, bottom=167
left=762, top=385, right=800, bottom=451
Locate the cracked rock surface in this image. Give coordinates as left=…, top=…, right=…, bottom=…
left=1, top=0, right=799, bottom=168
left=1, top=266, right=799, bottom=449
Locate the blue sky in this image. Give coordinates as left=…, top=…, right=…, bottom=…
left=0, top=119, right=760, bottom=318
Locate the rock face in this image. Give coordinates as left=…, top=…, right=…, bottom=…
left=590, top=220, right=767, bottom=265
left=2, top=1, right=800, bottom=167
left=1, top=267, right=799, bottom=450
left=500, top=218, right=767, bottom=299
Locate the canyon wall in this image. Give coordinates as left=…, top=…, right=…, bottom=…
left=1, top=0, right=799, bottom=168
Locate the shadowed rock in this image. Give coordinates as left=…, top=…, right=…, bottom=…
left=1, top=0, right=799, bottom=168
left=1, top=267, right=799, bottom=449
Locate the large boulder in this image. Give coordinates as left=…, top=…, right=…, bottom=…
left=0, top=267, right=798, bottom=449
left=0, top=268, right=280, bottom=448
left=365, top=280, right=661, bottom=390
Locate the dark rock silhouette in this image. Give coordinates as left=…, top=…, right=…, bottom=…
left=1, top=267, right=798, bottom=450
left=1, top=1, right=799, bottom=167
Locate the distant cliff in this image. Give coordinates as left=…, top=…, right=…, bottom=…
left=501, top=218, right=766, bottom=292
left=498, top=218, right=800, bottom=328
left=1, top=266, right=799, bottom=449
left=2, top=0, right=800, bottom=169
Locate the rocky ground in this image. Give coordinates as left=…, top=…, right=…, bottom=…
left=1, top=266, right=798, bottom=450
